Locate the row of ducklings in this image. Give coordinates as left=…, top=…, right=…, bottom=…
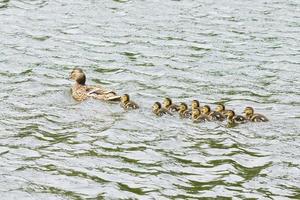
left=120, top=95, right=269, bottom=124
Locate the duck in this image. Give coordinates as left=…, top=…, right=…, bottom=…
left=192, top=107, right=210, bottom=123
left=224, top=109, right=247, bottom=124
left=163, top=97, right=179, bottom=112
left=200, top=105, right=213, bottom=121
left=70, top=68, right=121, bottom=102
left=191, top=100, right=200, bottom=110
left=178, top=102, right=192, bottom=118
left=215, top=104, right=228, bottom=115
left=120, top=94, right=139, bottom=110
left=152, top=102, right=172, bottom=116
left=206, top=104, right=226, bottom=121
left=243, top=107, right=269, bottom=122
left=225, top=110, right=239, bottom=128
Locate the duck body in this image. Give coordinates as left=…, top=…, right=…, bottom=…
left=120, top=94, right=139, bottom=110
left=121, top=101, right=139, bottom=110
left=209, top=111, right=225, bottom=121
left=225, top=110, right=247, bottom=126
left=233, top=115, right=247, bottom=123
left=71, top=83, right=89, bottom=101
left=244, top=107, right=268, bottom=122
left=70, top=68, right=121, bottom=102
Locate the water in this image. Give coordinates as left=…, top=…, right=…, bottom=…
left=0, top=0, right=300, bottom=199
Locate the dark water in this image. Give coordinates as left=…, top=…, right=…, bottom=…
left=1, top=0, right=300, bottom=199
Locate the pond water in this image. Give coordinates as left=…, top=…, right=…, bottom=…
left=0, top=0, right=299, bottom=199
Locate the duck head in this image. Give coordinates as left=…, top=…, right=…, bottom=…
left=179, top=102, right=188, bottom=112
left=201, top=105, right=211, bottom=115
left=216, top=104, right=225, bottom=112
left=121, top=94, right=130, bottom=103
left=192, top=107, right=201, bottom=119
left=152, top=102, right=162, bottom=112
left=70, top=68, right=86, bottom=85
left=243, top=107, right=254, bottom=116
left=225, top=110, right=235, bottom=119
left=191, top=100, right=200, bottom=110
left=163, top=97, right=172, bottom=108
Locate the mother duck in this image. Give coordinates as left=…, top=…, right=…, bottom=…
left=70, top=68, right=121, bottom=102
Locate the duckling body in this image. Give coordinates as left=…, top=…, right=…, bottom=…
left=152, top=102, right=172, bottom=116
left=120, top=94, right=139, bottom=110
left=210, top=111, right=225, bottom=121
left=192, top=108, right=210, bottom=123
left=163, top=98, right=179, bottom=112
left=178, top=103, right=192, bottom=118
left=225, top=110, right=247, bottom=124
left=244, top=107, right=268, bottom=122
left=70, top=68, right=121, bottom=102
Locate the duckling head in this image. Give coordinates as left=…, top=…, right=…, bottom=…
left=179, top=102, right=188, bottom=112
left=201, top=105, right=211, bottom=115
left=243, top=107, right=254, bottom=116
left=192, top=107, right=201, bottom=119
left=152, top=102, right=161, bottom=112
left=70, top=68, right=86, bottom=85
left=121, top=94, right=130, bottom=103
left=191, top=100, right=200, bottom=110
left=163, top=97, right=172, bottom=108
left=225, top=110, right=235, bottom=119
left=216, top=104, right=225, bottom=112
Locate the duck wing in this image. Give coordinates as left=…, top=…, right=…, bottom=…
left=210, top=111, right=225, bottom=121
left=234, top=115, right=247, bottom=123
left=251, top=114, right=269, bottom=122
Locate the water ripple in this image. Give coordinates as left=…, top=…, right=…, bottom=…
left=0, top=0, right=300, bottom=199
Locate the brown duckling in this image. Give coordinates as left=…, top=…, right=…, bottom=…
left=225, top=109, right=247, bottom=124
left=70, top=68, right=120, bottom=102
left=163, top=97, right=179, bottom=112
left=192, top=107, right=210, bottom=123
left=152, top=102, right=172, bottom=116
left=120, top=94, right=139, bottom=110
left=243, top=107, right=268, bottom=122
left=178, top=102, right=192, bottom=118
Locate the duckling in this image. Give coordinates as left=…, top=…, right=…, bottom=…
left=215, top=104, right=228, bottom=115
left=225, top=110, right=239, bottom=128
left=178, top=102, right=192, bottom=118
left=243, top=107, right=268, bottom=122
left=191, top=100, right=200, bottom=110
left=208, top=104, right=226, bottom=121
left=192, top=107, right=210, bottom=123
left=163, top=97, right=179, bottom=112
left=200, top=105, right=212, bottom=120
left=224, top=109, right=247, bottom=124
left=70, top=68, right=120, bottom=102
left=120, top=94, right=139, bottom=110
left=152, top=102, right=172, bottom=116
